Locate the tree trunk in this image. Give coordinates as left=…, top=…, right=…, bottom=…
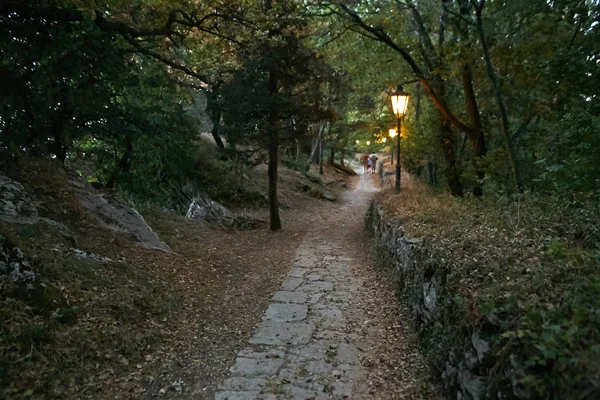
left=267, top=130, right=281, bottom=230
left=307, top=121, right=326, bottom=165
left=441, top=119, right=464, bottom=197
left=264, top=0, right=281, bottom=231
left=267, top=61, right=281, bottom=230
left=295, top=138, right=301, bottom=162
left=328, top=146, right=334, bottom=165
left=461, top=64, right=487, bottom=196
left=107, top=136, right=133, bottom=189
left=207, top=89, right=225, bottom=149
left=319, top=139, right=324, bottom=175
left=474, top=2, right=523, bottom=192
left=50, top=83, right=70, bottom=162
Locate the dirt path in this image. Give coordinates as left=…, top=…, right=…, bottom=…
left=214, top=170, right=438, bottom=399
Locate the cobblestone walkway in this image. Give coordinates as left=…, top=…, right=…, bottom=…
left=215, top=171, right=402, bottom=399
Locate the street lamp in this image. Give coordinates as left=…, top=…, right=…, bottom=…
left=389, top=128, right=397, bottom=164
left=355, top=139, right=360, bottom=145
left=389, top=85, right=410, bottom=192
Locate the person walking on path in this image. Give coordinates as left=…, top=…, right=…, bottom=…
left=363, top=153, right=370, bottom=173
left=370, top=153, right=378, bottom=174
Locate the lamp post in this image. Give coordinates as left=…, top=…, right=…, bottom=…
left=389, top=85, right=410, bottom=192
left=389, top=128, right=397, bottom=164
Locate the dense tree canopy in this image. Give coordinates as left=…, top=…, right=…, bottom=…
left=1, top=0, right=599, bottom=214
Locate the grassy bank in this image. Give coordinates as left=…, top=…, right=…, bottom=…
left=375, top=180, right=600, bottom=399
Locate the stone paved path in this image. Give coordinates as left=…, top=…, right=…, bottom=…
left=214, top=170, right=396, bottom=399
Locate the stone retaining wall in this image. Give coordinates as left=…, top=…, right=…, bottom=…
left=367, top=202, right=495, bottom=400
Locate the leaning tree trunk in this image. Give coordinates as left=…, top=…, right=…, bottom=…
left=474, top=3, right=523, bottom=192
left=306, top=121, right=326, bottom=165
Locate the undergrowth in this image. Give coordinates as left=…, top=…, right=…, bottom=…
left=376, top=180, right=600, bottom=399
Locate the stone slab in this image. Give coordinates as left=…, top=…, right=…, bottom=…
left=231, top=357, right=285, bottom=377
left=272, top=291, right=307, bottom=305
left=249, top=321, right=315, bottom=346
left=264, top=303, right=307, bottom=322
left=296, top=281, right=334, bottom=293
left=287, top=268, right=308, bottom=278
left=237, top=348, right=285, bottom=360
left=280, top=277, right=303, bottom=291
left=214, top=391, right=260, bottom=400
left=218, top=377, right=268, bottom=391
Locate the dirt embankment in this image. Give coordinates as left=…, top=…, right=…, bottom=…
left=0, top=158, right=349, bottom=399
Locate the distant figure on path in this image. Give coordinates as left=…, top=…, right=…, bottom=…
left=369, top=154, right=378, bottom=174
left=363, top=153, right=370, bottom=173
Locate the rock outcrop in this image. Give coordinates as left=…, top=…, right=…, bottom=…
left=0, top=172, right=38, bottom=224
left=186, top=195, right=262, bottom=230
left=0, top=171, right=170, bottom=252
left=0, top=235, right=36, bottom=290
left=76, top=188, right=171, bottom=252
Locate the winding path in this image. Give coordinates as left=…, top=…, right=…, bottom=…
left=214, top=170, right=430, bottom=399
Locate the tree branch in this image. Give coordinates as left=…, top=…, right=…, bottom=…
left=337, top=2, right=474, bottom=135
left=122, top=35, right=211, bottom=86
